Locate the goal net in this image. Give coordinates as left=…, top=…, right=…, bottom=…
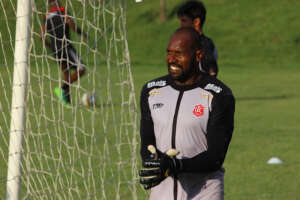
left=0, top=0, right=143, bottom=199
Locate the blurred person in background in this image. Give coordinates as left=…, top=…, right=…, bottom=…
left=40, top=0, right=88, bottom=104
left=177, top=0, right=218, bottom=77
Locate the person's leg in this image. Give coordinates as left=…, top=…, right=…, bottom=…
left=61, top=62, right=71, bottom=104
left=199, top=178, right=224, bottom=200
left=70, top=67, right=85, bottom=84
left=55, top=44, right=86, bottom=104
left=67, top=45, right=86, bottom=84
left=53, top=48, right=71, bottom=105
left=196, top=170, right=224, bottom=200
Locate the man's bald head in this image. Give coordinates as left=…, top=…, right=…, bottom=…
left=169, top=27, right=203, bottom=51
left=166, top=27, right=203, bottom=85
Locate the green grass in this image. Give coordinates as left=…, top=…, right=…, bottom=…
left=1, top=0, right=300, bottom=199
left=129, top=0, right=300, bottom=199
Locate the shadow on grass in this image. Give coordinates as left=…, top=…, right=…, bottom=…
left=236, top=95, right=299, bottom=101
left=138, top=10, right=159, bottom=23
left=294, top=37, right=300, bottom=44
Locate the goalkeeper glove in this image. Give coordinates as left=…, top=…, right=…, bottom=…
left=139, top=146, right=182, bottom=190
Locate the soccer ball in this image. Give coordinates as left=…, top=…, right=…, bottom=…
left=81, top=93, right=97, bottom=107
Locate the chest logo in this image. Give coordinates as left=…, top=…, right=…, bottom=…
left=149, top=89, right=161, bottom=96
left=193, top=104, right=205, bottom=117
left=153, top=103, right=164, bottom=110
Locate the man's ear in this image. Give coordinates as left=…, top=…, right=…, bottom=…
left=196, top=50, right=203, bottom=62
left=193, top=18, right=201, bottom=33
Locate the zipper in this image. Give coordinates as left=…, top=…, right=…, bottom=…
left=171, top=90, right=184, bottom=200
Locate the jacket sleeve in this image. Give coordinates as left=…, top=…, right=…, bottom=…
left=181, top=93, right=235, bottom=173
left=139, top=85, right=156, bottom=161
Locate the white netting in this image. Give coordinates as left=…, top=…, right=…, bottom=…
left=0, top=0, right=143, bottom=199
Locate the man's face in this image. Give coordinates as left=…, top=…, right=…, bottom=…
left=179, top=15, right=202, bottom=34
left=166, top=33, right=198, bottom=83
left=178, top=15, right=194, bottom=28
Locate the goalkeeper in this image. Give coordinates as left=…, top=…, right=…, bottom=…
left=40, top=0, right=88, bottom=104
left=139, top=28, right=235, bottom=200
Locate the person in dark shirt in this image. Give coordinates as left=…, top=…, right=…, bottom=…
left=40, top=0, right=88, bottom=104
left=177, top=0, right=219, bottom=77
left=138, top=28, right=235, bottom=200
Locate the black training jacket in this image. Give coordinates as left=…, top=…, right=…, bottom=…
left=140, top=74, right=235, bottom=199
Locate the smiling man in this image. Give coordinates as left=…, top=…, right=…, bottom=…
left=138, top=28, right=235, bottom=200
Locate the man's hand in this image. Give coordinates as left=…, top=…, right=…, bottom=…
left=139, top=146, right=182, bottom=190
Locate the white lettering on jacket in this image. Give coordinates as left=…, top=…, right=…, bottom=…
left=147, top=80, right=166, bottom=88
left=204, top=83, right=222, bottom=93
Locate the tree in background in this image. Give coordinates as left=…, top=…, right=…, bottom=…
left=160, top=0, right=166, bottom=22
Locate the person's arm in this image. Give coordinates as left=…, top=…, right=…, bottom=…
left=205, top=53, right=218, bottom=77
left=209, top=46, right=218, bottom=76
left=40, top=17, right=51, bottom=49
left=180, top=93, right=235, bottom=173
left=65, top=14, right=88, bottom=40
left=213, top=46, right=218, bottom=62
left=202, top=36, right=218, bottom=76
left=139, top=85, right=157, bottom=161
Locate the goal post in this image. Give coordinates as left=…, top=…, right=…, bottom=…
left=1, top=0, right=144, bottom=199
left=6, top=0, right=31, bottom=199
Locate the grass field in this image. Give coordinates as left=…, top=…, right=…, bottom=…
left=129, top=0, right=300, bottom=199
left=1, top=0, right=300, bottom=199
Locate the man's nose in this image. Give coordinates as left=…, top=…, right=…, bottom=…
left=167, top=54, right=176, bottom=63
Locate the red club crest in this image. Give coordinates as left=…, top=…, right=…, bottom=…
left=193, top=104, right=204, bottom=117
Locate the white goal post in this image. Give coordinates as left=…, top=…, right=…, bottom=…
left=1, top=0, right=142, bottom=199
left=6, top=0, right=31, bottom=199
